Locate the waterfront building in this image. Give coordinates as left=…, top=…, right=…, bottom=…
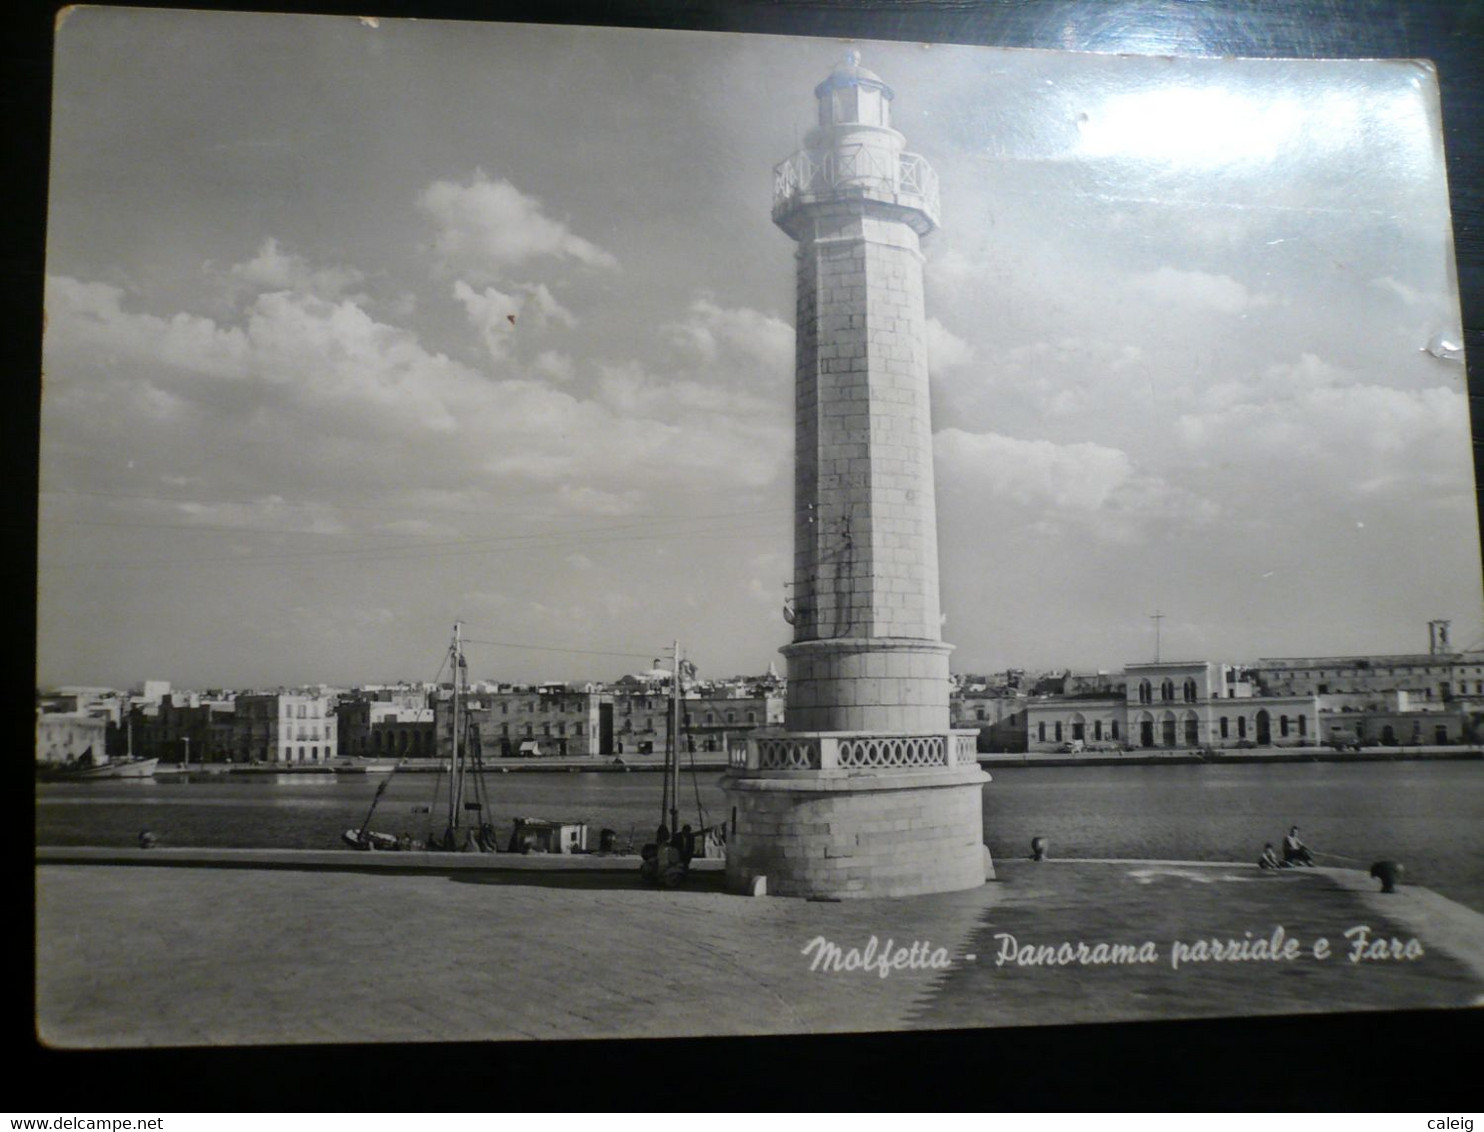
left=136, top=679, right=171, bottom=704
left=338, top=695, right=435, bottom=759
left=1025, top=660, right=1319, bottom=752
left=1252, top=648, right=1484, bottom=703
left=950, top=687, right=1029, bottom=752
left=436, top=683, right=781, bottom=760
left=1021, top=635, right=1484, bottom=753
left=35, top=711, right=109, bottom=766
left=205, top=702, right=236, bottom=762
left=723, top=53, right=990, bottom=899
left=232, top=692, right=338, bottom=764
left=457, top=686, right=604, bottom=759
left=684, top=692, right=784, bottom=753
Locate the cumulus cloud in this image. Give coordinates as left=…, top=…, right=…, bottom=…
left=229, top=238, right=366, bottom=301
left=934, top=426, right=1217, bottom=535
left=926, top=246, right=992, bottom=293
left=596, top=361, right=773, bottom=420
left=661, top=297, right=793, bottom=383
left=532, top=350, right=576, bottom=383
left=451, top=279, right=579, bottom=362
left=417, top=171, right=617, bottom=277
left=44, top=261, right=791, bottom=540
left=1175, top=356, right=1471, bottom=500
left=1126, top=266, right=1269, bottom=315
left=926, top=317, right=976, bottom=371
left=453, top=280, right=521, bottom=361
left=46, top=275, right=250, bottom=382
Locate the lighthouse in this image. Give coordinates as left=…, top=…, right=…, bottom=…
left=722, top=52, right=991, bottom=899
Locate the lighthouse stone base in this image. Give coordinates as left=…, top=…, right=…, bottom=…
left=721, top=730, right=992, bottom=899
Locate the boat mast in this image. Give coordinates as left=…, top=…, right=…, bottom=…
left=669, top=639, right=681, bottom=835
left=450, top=620, right=464, bottom=835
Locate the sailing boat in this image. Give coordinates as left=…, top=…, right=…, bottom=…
left=640, top=641, right=725, bottom=885
left=342, top=621, right=498, bottom=852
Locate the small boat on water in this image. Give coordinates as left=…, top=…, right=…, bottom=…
left=37, top=753, right=160, bottom=781
left=638, top=640, right=727, bottom=886
left=341, top=621, right=509, bottom=853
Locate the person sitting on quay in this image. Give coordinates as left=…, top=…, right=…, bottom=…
left=677, top=823, right=695, bottom=864
left=1258, top=842, right=1282, bottom=870
left=1283, top=825, right=1315, bottom=866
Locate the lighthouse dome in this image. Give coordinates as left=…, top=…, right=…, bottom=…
left=813, top=49, right=895, bottom=101
left=813, top=50, right=895, bottom=130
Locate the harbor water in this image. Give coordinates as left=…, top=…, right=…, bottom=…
left=34, top=760, right=1484, bottom=913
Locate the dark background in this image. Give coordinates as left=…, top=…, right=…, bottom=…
left=7, top=0, right=1482, bottom=1112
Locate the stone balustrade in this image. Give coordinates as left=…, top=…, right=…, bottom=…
left=744, top=729, right=980, bottom=773
left=772, top=147, right=940, bottom=230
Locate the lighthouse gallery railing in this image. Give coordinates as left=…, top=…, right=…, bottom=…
left=773, top=147, right=940, bottom=227
left=742, top=730, right=980, bottom=773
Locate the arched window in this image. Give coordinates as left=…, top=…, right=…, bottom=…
left=1183, top=679, right=1197, bottom=703
left=1160, top=680, right=1175, bottom=702
left=1054, top=722, right=1063, bottom=742
left=1094, top=720, right=1103, bottom=741
left=1237, top=717, right=1247, bottom=739
left=1037, top=722, right=1046, bottom=742
left=1220, top=717, right=1229, bottom=739
left=1280, top=716, right=1290, bottom=737
left=1139, top=680, right=1152, bottom=705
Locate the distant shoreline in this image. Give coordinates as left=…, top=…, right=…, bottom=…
left=977, top=746, right=1484, bottom=768
left=127, top=745, right=1484, bottom=778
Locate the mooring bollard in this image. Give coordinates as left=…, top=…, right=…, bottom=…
left=1370, top=860, right=1403, bottom=893
left=1031, top=836, right=1048, bottom=862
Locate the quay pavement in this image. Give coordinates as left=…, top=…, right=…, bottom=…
left=35, top=852, right=1484, bottom=1047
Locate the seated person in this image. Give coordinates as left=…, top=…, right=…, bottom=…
left=1258, top=843, right=1281, bottom=870
left=1282, top=825, right=1315, bottom=866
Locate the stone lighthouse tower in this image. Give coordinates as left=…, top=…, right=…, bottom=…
left=722, top=52, right=991, bottom=899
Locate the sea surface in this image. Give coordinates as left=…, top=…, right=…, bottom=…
left=34, top=760, right=1484, bottom=913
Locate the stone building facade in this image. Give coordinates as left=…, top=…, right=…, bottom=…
left=233, top=692, right=338, bottom=764
left=35, top=712, right=110, bottom=766
left=1026, top=660, right=1321, bottom=752
left=1020, top=650, right=1484, bottom=752
left=339, top=696, right=435, bottom=759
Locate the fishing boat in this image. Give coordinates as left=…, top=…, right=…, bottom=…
left=638, top=640, right=726, bottom=886
left=342, top=621, right=499, bottom=852
left=36, top=752, right=160, bottom=781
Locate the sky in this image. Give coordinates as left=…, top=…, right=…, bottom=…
left=36, top=10, right=1483, bottom=689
